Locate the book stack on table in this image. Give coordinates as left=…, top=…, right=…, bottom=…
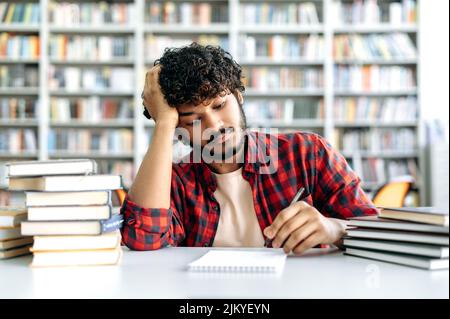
left=5, top=159, right=124, bottom=267
left=344, top=207, right=449, bottom=270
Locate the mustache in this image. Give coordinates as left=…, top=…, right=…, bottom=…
left=206, top=127, right=235, bottom=144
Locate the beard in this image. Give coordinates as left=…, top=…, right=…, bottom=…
left=206, top=128, right=246, bottom=162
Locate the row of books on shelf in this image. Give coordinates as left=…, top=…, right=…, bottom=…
left=0, top=128, right=37, bottom=153
left=334, top=97, right=417, bottom=122
left=48, top=128, right=133, bottom=154
left=0, top=96, right=418, bottom=124
left=242, top=67, right=323, bottom=90
left=348, top=157, right=419, bottom=185
left=244, top=98, right=324, bottom=122
left=1, top=67, right=416, bottom=93
left=334, top=128, right=416, bottom=153
left=48, top=1, right=134, bottom=26
left=333, top=33, right=416, bottom=60
left=1, top=1, right=419, bottom=27
left=344, top=207, right=448, bottom=270
left=331, top=0, right=417, bottom=25
left=0, top=2, right=40, bottom=24
left=334, top=65, right=416, bottom=91
left=1, top=159, right=124, bottom=265
left=240, top=2, right=320, bottom=25
left=0, top=34, right=40, bottom=60
left=1, top=33, right=418, bottom=63
left=0, top=98, right=36, bottom=119
left=50, top=97, right=133, bottom=122
left=239, top=35, right=324, bottom=60
left=49, top=66, right=134, bottom=93
left=0, top=65, right=38, bottom=88
left=146, top=1, right=228, bottom=24
left=145, top=35, right=229, bottom=61
left=49, top=35, right=133, bottom=61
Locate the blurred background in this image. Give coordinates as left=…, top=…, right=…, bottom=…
left=0, top=0, right=448, bottom=209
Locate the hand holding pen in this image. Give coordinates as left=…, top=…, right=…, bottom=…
left=264, top=187, right=305, bottom=248
left=263, top=187, right=347, bottom=255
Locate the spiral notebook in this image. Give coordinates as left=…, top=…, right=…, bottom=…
left=187, top=249, right=287, bottom=273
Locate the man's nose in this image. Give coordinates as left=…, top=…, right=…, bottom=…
left=202, top=112, right=223, bottom=132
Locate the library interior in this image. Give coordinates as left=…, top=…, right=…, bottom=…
left=0, top=0, right=449, bottom=299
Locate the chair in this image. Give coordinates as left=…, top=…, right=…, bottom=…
left=115, top=189, right=127, bottom=206
left=372, top=181, right=413, bottom=207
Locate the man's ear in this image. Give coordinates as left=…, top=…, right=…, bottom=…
left=234, top=90, right=244, bottom=106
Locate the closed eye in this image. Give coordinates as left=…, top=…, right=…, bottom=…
left=184, top=102, right=224, bottom=126
left=213, top=102, right=226, bottom=110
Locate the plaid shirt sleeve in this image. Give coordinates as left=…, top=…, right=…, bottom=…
left=311, top=134, right=378, bottom=219
left=120, top=167, right=186, bottom=251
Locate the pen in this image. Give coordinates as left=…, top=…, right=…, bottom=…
left=265, top=187, right=306, bottom=248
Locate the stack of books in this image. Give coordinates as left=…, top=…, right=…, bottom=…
left=0, top=206, right=32, bottom=260
left=5, top=159, right=124, bottom=267
left=344, top=207, right=449, bottom=270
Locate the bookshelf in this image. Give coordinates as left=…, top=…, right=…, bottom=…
left=0, top=0, right=424, bottom=205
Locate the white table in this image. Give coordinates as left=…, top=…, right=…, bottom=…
left=0, top=247, right=448, bottom=299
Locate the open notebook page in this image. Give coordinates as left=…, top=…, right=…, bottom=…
left=187, top=249, right=287, bottom=273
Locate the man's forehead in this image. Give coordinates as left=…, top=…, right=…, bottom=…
left=177, top=94, right=227, bottom=111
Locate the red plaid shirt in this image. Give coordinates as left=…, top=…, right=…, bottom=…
left=121, top=131, right=377, bottom=250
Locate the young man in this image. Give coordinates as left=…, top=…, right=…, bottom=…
left=121, top=43, right=377, bottom=255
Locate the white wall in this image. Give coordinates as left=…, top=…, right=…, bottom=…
left=419, top=0, right=449, bottom=122
left=419, top=0, right=449, bottom=207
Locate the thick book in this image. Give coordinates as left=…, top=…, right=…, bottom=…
left=346, top=228, right=449, bottom=246
left=345, top=248, right=449, bottom=270
left=0, top=237, right=33, bottom=250
left=6, top=159, right=97, bottom=177
left=347, top=216, right=449, bottom=234
left=21, top=213, right=124, bottom=236
left=0, top=245, right=32, bottom=260
left=379, top=207, right=449, bottom=226
left=31, top=245, right=123, bottom=267
left=28, top=205, right=111, bottom=221
left=0, top=206, right=27, bottom=227
left=343, top=238, right=449, bottom=258
left=26, top=190, right=111, bottom=207
left=0, top=226, right=22, bottom=241
left=8, top=175, right=122, bottom=192
left=31, top=231, right=121, bottom=252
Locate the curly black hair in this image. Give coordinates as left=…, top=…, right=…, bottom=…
left=154, top=43, right=245, bottom=107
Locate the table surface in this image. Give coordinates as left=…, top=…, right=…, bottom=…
left=1, top=247, right=448, bottom=299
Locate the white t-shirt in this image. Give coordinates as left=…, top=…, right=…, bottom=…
left=212, top=168, right=265, bottom=247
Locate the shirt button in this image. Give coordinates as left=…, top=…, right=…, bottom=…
left=213, top=206, right=219, bottom=211
left=204, top=243, right=209, bottom=247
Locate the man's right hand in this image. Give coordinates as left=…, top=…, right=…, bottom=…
left=142, top=65, right=179, bottom=128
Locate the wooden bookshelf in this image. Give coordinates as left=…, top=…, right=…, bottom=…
left=0, top=0, right=424, bottom=203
